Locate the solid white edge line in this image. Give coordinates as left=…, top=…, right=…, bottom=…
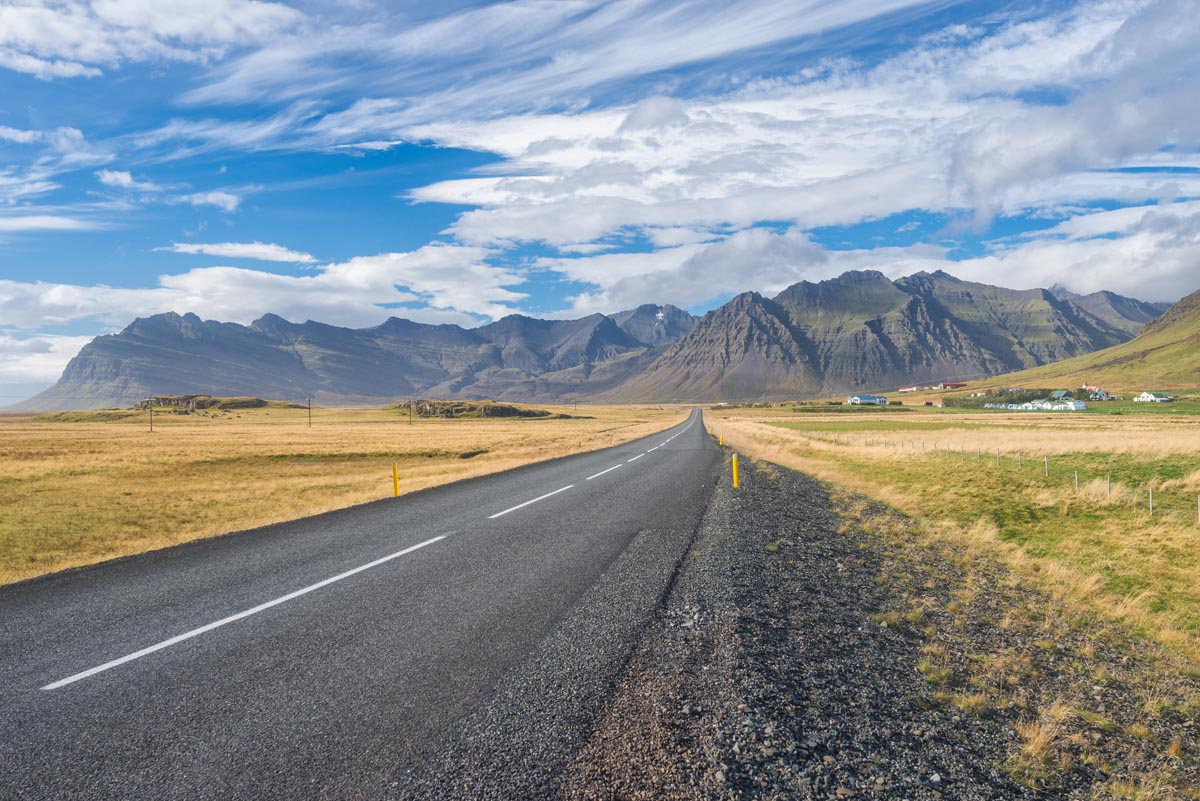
left=627, top=454, right=644, bottom=463
left=585, top=464, right=622, bottom=481
left=42, top=535, right=447, bottom=691
left=487, top=484, right=574, bottom=519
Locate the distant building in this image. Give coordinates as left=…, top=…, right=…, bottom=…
left=898, top=386, right=922, bottom=392
left=847, top=394, right=888, bottom=406
left=1134, top=392, right=1175, bottom=403
left=938, top=382, right=968, bottom=389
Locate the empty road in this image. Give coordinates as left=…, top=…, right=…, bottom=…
left=0, top=408, right=721, bottom=800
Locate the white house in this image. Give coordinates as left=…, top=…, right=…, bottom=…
left=1134, top=392, right=1174, bottom=403
left=847, top=394, right=888, bottom=406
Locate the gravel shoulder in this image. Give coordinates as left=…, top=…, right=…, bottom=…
left=558, top=455, right=1200, bottom=800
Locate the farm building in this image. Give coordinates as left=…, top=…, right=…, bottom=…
left=847, top=394, right=888, bottom=406
left=1134, top=392, right=1175, bottom=402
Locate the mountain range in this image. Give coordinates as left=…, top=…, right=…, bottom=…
left=14, top=270, right=1173, bottom=410
left=950, top=286, right=1200, bottom=394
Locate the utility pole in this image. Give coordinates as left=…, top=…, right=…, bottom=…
left=409, top=399, right=414, bottom=424
left=149, top=404, right=153, bottom=433
left=307, top=397, right=312, bottom=428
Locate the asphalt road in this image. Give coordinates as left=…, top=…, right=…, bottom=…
left=0, top=408, right=721, bottom=800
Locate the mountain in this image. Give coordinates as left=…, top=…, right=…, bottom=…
left=606, top=270, right=1164, bottom=401
left=14, top=307, right=694, bottom=411
left=609, top=293, right=823, bottom=401
left=609, top=304, right=697, bottom=346
left=12, top=272, right=1170, bottom=410
left=1049, top=284, right=1171, bottom=336
left=956, top=288, right=1200, bottom=394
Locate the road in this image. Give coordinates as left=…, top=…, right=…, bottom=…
left=0, top=408, right=721, bottom=800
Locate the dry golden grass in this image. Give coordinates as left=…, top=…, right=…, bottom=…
left=706, top=409, right=1200, bottom=665
left=0, top=404, right=685, bottom=585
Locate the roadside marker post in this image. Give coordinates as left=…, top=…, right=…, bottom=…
left=392, top=463, right=400, bottom=497
left=732, top=454, right=740, bottom=489
left=719, top=434, right=723, bottom=446
left=1044, top=456, right=1049, bottom=477
left=1074, top=470, right=1079, bottom=492
left=1149, top=486, right=1154, bottom=516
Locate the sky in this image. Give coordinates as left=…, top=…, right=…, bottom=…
left=1, top=0, right=1199, bottom=403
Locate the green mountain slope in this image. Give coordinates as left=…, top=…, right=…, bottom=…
left=957, top=288, right=1200, bottom=393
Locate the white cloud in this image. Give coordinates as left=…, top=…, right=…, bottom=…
left=0, top=125, right=42, bottom=144
left=0, top=244, right=525, bottom=331
left=180, top=190, right=240, bottom=212
left=0, top=333, right=95, bottom=384
left=159, top=241, right=316, bottom=263
left=96, top=168, right=162, bottom=192
left=0, top=0, right=304, bottom=79
left=0, top=214, right=98, bottom=232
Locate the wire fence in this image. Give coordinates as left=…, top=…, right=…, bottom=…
left=820, top=433, right=1200, bottom=526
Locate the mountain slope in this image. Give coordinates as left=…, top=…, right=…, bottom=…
left=960, top=288, right=1200, bottom=393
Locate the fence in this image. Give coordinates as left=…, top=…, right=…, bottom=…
left=823, top=433, right=1200, bottom=525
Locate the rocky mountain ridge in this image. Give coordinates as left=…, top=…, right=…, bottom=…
left=13, top=272, right=1174, bottom=409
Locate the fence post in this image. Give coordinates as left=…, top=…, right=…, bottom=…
left=1044, top=456, right=1049, bottom=477
left=1074, top=470, right=1079, bottom=491
left=1149, top=486, right=1154, bottom=516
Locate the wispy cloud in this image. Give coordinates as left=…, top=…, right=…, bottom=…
left=96, top=169, right=163, bottom=192
left=0, top=214, right=99, bottom=232
left=180, top=190, right=241, bottom=212
left=0, top=0, right=304, bottom=80
left=158, top=241, right=316, bottom=263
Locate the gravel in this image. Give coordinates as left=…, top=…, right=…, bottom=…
left=558, top=458, right=1043, bottom=800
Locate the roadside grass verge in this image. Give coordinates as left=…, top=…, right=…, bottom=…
left=707, top=411, right=1200, bottom=660
left=707, top=408, right=1200, bottom=796
left=0, top=404, right=684, bottom=585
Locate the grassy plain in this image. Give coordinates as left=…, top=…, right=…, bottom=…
left=707, top=407, right=1200, bottom=660
left=0, top=403, right=685, bottom=585
left=708, top=405, right=1200, bottom=797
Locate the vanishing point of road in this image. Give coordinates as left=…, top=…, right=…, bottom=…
left=0, top=408, right=720, bottom=799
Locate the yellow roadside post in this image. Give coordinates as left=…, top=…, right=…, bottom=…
left=392, top=463, right=400, bottom=497
left=719, top=434, right=723, bottom=446
left=732, top=454, right=740, bottom=489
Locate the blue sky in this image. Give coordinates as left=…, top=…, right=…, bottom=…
left=1, top=0, right=1199, bottom=402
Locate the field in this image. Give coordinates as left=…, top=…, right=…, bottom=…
left=0, top=403, right=685, bottom=585
left=706, top=406, right=1200, bottom=661
left=707, top=405, right=1200, bottom=796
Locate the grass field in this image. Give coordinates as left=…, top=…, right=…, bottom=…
left=707, top=405, right=1200, bottom=797
left=706, top=407, right=1200, bottom=662
left=0, top=403, right=685, bottom=585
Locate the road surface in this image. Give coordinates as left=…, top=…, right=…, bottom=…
left=0, top=408, right=720, bottom=800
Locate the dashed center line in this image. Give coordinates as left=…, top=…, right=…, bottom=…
left=585, top=464, right=622, bottom=481
left=627, top=454, right=645, bottom=463
left=42, top=535, right=448, bottom=690
left=488, top=484, right=575, bottom=519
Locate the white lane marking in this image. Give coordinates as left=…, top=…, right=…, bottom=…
left=627, top=454, right=644, bottom=463
left=586, top=464, right=622, bottom=481
left=488, top=484, right=574, bottom=519
left=647, top=447, right=658, bottom=452
left=42, top=535, right=447, bottom=691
